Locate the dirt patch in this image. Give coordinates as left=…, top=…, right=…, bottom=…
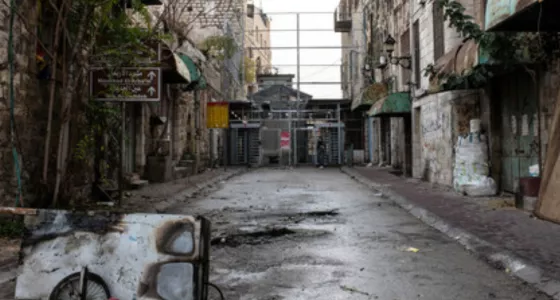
left=211, top=228, right=296, bottom=247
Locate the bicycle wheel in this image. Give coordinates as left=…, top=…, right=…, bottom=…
left=49, top=272, right=110, bottom=300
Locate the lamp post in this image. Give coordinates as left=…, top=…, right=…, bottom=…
left=382, top=34, right=412, bottom=69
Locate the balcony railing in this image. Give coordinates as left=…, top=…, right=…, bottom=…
left=334, top=7, right=352, bottom=33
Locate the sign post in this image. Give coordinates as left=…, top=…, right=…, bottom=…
left=90, top=67, right=161, bottom=102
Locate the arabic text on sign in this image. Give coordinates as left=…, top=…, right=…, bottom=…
left=98, top=79, right=152, bottom=85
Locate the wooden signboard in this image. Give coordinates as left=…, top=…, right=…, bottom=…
left=90, top=67, right=161, bottom=102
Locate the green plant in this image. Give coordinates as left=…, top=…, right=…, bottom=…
left=74, top=102, right=121, bottom=163
left=0, top=218, right=24, bottom=238
left=199, top=36, right=238, bottom=61
left=243, top=56, right=256, bottom=83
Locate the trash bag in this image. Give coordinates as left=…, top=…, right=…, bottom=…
left=453, top=133, right=497, bottom=197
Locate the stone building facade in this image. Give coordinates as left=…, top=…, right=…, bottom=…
left=410, top=0, right=482, bottom=185
left=245, top=4, right=272, bottom=95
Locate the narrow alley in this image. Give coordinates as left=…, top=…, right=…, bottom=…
left=174, top=168, right=548, bottom=300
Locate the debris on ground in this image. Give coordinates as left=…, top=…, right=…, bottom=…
left=405, top=247, right=420, bottom=253
left=340, top=285, right=370, bottom=296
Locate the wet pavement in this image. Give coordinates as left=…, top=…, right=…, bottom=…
left=174, top=168, right=549, bottom=300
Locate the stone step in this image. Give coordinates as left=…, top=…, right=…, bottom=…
left=130, top=179, right=149, bottom=189
left=174, top=166, right=193, bottom=180
left=177, top=160, right=195, bottom=168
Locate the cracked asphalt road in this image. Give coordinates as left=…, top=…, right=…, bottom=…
left=177, top=168, right=549, bottom=300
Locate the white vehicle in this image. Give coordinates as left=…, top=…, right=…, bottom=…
left=4, top=208, right=217, bottom=300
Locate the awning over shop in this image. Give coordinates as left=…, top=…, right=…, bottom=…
left=367, top=92, right=411, bottom=117
left=351, top=83, right=388, bottom=111
left=485, top=0, right=560, bottom=31
left=161, top=43, right=206, bottom=89
left=428, top=40, right=478, bottom=91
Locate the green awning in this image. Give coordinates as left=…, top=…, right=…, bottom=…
left=367, top=92, right=411, bottom=117
left=171, top=53, right=192, bottom=82
left=177, top=53, right=206, bottom=90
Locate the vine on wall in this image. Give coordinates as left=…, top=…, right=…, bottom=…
left=199, top=36, right=238, bottom=61
left=425, top=0, right=560, bottom=91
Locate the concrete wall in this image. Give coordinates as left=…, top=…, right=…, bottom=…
left=412, top=90, right=480, bottom=186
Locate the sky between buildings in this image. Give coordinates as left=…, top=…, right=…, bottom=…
left=260, top=0, right=343, bottom=99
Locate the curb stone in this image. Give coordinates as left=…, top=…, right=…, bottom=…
left=155, top=168, right=249, bottom=213
left=341, top=166, right=560, bottom=300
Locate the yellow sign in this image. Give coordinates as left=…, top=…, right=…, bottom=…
left=207, top=102, right=229, bottom=128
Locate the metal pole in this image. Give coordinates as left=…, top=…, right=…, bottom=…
left=294, top=13, right=300, bottom=166
left=119, top=101, right=125, bottom=205
left=288, top=108, right=292, bottom=167
left=240, top=6, right=246, bottom=96
left=337, top=103, right=342, bottom=165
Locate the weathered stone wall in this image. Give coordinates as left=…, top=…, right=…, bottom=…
left=172, top=91, right=194, bottom=161
left=171, top=88, right=212, bottom=170
left=0, top=1, right=47, bottom=207
left=412, top=90, right=480, bottom=186
left=390, top=117, right=405, bottom=169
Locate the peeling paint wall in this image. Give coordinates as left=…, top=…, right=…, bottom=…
left=413, top=90, right=480, bottom=186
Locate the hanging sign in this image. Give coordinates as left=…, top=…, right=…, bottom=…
left=207, top=102, right=230, bottom=128
left=90, top=67, right=161, bottom=102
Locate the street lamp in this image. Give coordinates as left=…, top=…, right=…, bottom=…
left=383, top=34, right=412, bottom=69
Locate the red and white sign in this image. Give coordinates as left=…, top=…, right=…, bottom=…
left=280, top=131, right=291, bottom=150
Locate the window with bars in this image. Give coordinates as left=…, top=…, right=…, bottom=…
left=413, top=20, right=421, bottom=88
left=432, top=2, right=445, bottom=61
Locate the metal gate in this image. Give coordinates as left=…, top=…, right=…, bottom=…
left=316, top=123, right=345, bottom=165
left=229, top=125, right=261, bottom=166
left=498, top=71, right=539, bottom=192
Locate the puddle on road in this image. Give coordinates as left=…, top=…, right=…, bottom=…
left=300, top=210, right=339, bottom=217
left=211, top=228, right=296, bottom=247
left=211, top=227, right=331, bottom=248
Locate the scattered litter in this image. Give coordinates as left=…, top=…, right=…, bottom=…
left=373, top=192, right=383, bottom=197
left=340, top=285, right=370, bottom=296
left=505, top=268, right=510, bottom=273
left=405, top=247, right=419, bottom=253
left=96, top=202, right=115, bottom=207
